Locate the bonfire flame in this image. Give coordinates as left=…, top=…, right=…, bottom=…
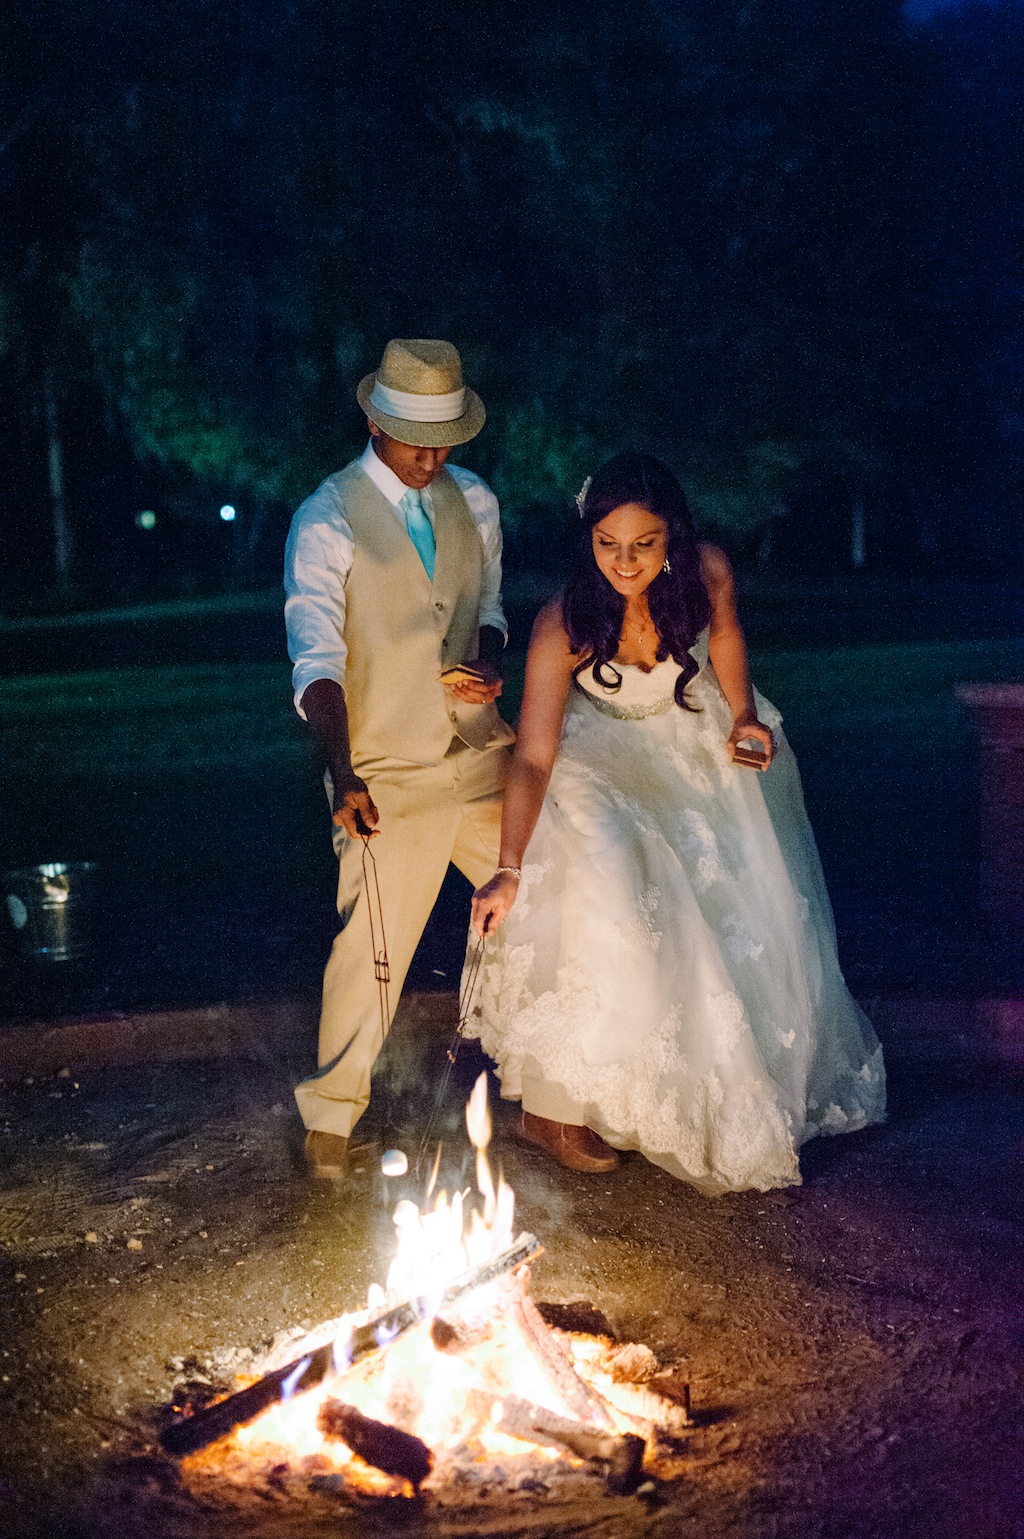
left=384, top=1071, right=514, bottom=1313
left=177, top=1074, right=691, bottom=1502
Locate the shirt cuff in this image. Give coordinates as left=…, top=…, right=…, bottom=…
left=478, top=606, right=508, bottom=642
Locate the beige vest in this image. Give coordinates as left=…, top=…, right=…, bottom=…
left=338, top=463, right=515, bottom=771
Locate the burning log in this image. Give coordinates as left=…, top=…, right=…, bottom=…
left=317, top=1399, right=433, bottom=1489
left=161, top=1231, right=542, bottom=1458
left=496, top=1395, right=647, bottom=1495
left=510, top=1288, right=616, bottom=1431
left=429, top=1313, right=491, bottom=1354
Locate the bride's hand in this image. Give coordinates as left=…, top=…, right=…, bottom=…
left=471, top=871, right=521, bottom=937
left=727, top=718, right=774, bottom=769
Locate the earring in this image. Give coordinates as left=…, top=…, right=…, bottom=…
left=662, top=558, right=671, bottom=575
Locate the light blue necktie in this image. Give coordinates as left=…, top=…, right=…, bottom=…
left=400, top=488, right=436, bottom=581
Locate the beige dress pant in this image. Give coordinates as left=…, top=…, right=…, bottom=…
left=295, top=738, right=509, bottom=1138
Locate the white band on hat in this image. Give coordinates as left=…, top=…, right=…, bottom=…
left=369, top=380, right=466, bottom=422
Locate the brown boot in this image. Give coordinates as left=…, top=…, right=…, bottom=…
left=304, top=1129, right=349, bottom=1180
left=519, top=1112, right=619, bottom=1173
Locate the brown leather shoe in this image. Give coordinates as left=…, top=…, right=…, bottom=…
left=519, top=1112, right=619, bottom=1173
left=304, top=1129, right=349, bottom=1179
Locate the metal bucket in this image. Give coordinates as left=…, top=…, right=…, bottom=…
left=3, top=862, right=100, bottom=961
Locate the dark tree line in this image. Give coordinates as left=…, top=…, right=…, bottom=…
left=0, top=0, right=1019, bottom=605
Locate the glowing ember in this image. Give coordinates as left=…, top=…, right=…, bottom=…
left=168, top=1075, right=693, bottom=1505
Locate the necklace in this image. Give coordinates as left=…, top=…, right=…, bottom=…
left=624, top=608, right=652, bottom=643
left=622, top=608, right=656, bottom=671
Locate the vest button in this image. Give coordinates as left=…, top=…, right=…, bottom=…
left=434, top=600, right=445, bottom=610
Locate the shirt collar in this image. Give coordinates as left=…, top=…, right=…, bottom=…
left=358, top=439, right=414, bottom=509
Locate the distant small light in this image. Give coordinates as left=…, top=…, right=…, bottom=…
left=135, top=510, right=157, bottom=530
left=219, top=504, right=236, bottom=522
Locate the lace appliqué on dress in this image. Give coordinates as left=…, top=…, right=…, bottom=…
left=627, top=887, right=662, bottom=951
left=681, top=810, right=726, bottom=892
left=723, top=912, right=764, bottom=963
left=708, top=989, right=749, bottom=1053
left=473, top=969, right=800, bottom=1193
left=668, top=746, right=714, bottom=799
left=513, top=861, right=552, bottom=921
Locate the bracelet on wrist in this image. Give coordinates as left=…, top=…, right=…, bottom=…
left=496, top=865, right=522, bottom=881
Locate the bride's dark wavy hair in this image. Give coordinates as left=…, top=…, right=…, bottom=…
left=563, top=453, right=712, bottom=710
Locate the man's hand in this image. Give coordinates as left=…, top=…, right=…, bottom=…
left=445, top=658, right=503, bottom=705
left=299, top=680, right=380, bottom=832
left=332, top=775, right=380, bottom=839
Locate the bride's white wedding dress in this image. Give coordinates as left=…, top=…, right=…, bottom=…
left=468, top=629, right=885, bottom=1194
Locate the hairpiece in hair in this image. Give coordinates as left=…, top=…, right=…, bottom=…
left=574, top=475, right=593, bottom=518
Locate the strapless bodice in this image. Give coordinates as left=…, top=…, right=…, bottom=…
left=573, top=628, right=709, bottom=719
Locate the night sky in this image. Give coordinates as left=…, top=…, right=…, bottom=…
left=0, top=0, right=1019, bottom=602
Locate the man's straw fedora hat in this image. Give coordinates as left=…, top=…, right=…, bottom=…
left=357, top=338, right=486, bottom=448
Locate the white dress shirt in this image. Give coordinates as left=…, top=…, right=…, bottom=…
left=285, top=440, right=507, bottom=715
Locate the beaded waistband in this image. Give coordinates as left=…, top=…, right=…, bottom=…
left=572, top=679, right=675, bottom=720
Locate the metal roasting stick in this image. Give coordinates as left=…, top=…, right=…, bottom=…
left=354, top=826, right=403, bottom=1136
left=359, top=831, right=390, bottom=1046
left=359, top=826, right=482, bottom=1152
left=160, top=1231, right=543, bottom=1458
left=414, top=933, right=486, bottom=1172
left=357, top=809, right=488, bottom=1161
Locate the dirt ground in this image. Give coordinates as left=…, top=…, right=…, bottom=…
left=0, top=1002, right=1020, bottom=1539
